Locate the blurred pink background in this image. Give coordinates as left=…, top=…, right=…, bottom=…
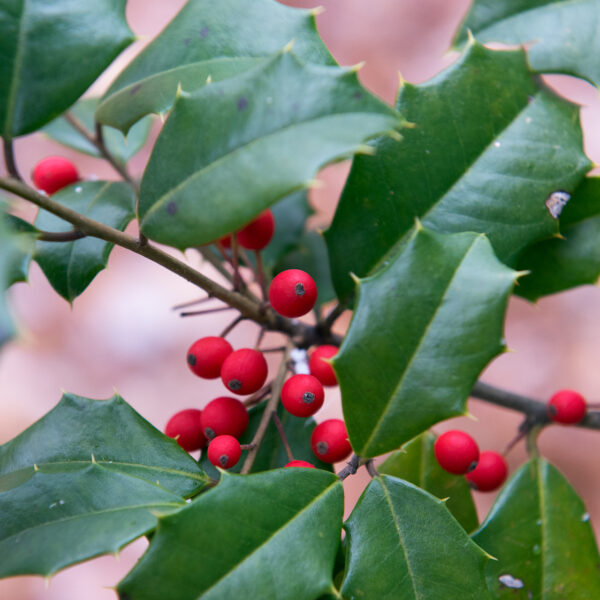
left=2, top=0, right=600, bottom=598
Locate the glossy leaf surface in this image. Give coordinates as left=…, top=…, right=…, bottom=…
left=379, top=431, right=478, bottom=532
left=335, top=227, right=517, bottom=458
left=0, top=0, right=133, bottom=137
left=473, top=458, right=600, bottom=599
left=97, top=0, right=334, bottom=132
left=34, top=181, right=135, bottom=302
left=326, top=43, right=591, bottom=300
left=118, top=469, right=343, bottom=600
left=3, top=212, right=36, bottom=287
left=341, top=475, right=491, bottom=600
left=138, top=50, right=401, bottom=249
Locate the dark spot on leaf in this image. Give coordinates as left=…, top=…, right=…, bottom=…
left=316, top=441, right=328, bottom=456
left=199, top=27, right=210, bottom=38
left=353, top=92, right=363, bottom=100
left=302, top=392, right=315, bottom=404
left=130, top=84, right=142, bottom=96
left=187, top=353, right=196, bottom=366
left=237, top=97, right=248, bottom=111
left=295, top=283, right=305, bottom=297
left=167, top=202, right=178, bottom=216
left=228, top=379, right=242, bottom=391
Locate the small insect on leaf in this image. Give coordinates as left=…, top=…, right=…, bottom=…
left=545, top=190, right=571, bottom=219
left=498, top=574, right=525, bottom=589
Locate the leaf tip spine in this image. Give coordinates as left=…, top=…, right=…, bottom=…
left=464, top=410, right=478, bottom=421
left=33, top=463, right=39, bottom=471
left=306, top=178, right=325, bottom=190
left=310, top=5, right=325, bottom=16
left=387, top=129, right=404, bottom=142
left=400, top=119, right=416, bottom=130
left=466, top=29, right=476, bottom=46
left=205, top=75, right=213, bottom=85
left=350, top=61, right=366, bottom=73
left=414, top=217, right=424, bottom=231
left=91, top=453, right=97, bottom=464
left=349, top=271, right=361, bottom=285
left=283, top=39, right=295, bottom=53
left=355, top=144, right=376, bottom=156
left=515, top=269, right=530, bottom=280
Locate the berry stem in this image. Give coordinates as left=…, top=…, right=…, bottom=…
left=219, top=315, right=245, bottom=338
left=322, top=302, right=346, bottom=331
left=365, top=459, right=379, bottom=478
left=271, top=411, right=294, bottom=461
left=171, top=294, right=214, bottom=311
left=243, top=382, right=272, bottom=407
left=254, top=250, right=269, bottom=301
left=36, top=229, right=86, bottom=242
left=3, top=138, right=23, bottom=181
left=337, top=454, right=360, bottom=480
left=179, top=306, right=237, bottom=317
left=229, top=234, right=245, bottom=292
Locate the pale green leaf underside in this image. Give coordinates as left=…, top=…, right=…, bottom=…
left=341, top=475, right=491, bottom=600
left=118, top=470, right=343, bottom=600
left=473, top=458, right=600, bottom=599
left=455, top=0, right=600, bottom=87
left=335, top=227, right=517, bottom=458
left=139, top=50, right=402, bottom=249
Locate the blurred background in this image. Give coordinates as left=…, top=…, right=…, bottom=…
left=2, top=0, right=600, bottom=598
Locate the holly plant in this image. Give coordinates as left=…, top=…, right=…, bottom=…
left=2, top=0, right=600, bottom=598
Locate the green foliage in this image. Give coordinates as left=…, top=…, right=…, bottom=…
left=118, top=469, right=343, bottom=600
left=473, top=459, right=600, bottom=599
left=341, top=475, right=491, bottom=600
left=0, top=0, right=133, bottom=138
left=3, top=211, right=36, bottom=287
left=335, top=227, right=517, bottom=457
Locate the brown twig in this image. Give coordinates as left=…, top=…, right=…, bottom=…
left=219, top=315, right=245, bottom=338
left=3, top=138, right=22, bottom=181
left=179, top=306, right=236, bottom=318
left=254, top=250, right=269, bottom=301
left=243, top=382, right=272, bottom=407
left=337, top=454, right=360, bottom=480
left=271, top=412, right=294, bottom=461
left=36, top=229, right=86, bottom=242
left=172, top=295, right=214, bottom=311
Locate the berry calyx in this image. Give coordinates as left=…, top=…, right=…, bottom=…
left=165, top=409, right=207, bottom=451
left=285, top=460, right=316, bottom=468
left=237, top=210, right=275, bottom=250
left=268, top=269, right=317, bottom=318
left=187, top=336, right=233, bottom=379
left=547, top=389, right=587, bottom=425
left=465, top=451, right=508, bottom=492
left=281, top=374, right=324, bottom=418
left=434, top=430, right=479, bottom=475
left=311, top=419, right=352, bottom=463
left=220, top=348, right=268, bottom=395
left=207, top=435, right=241, bottom=469
left=201, top=396, right=249, bottom=439
left=32, top=156, right=79, bottom=195
left=309, top=345, right=338, bottom=387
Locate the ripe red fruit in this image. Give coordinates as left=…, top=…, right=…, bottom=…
left=187, top=336, right=233, bottom=379
left=218, top=235, right=232, bottom=248
left=32, top=156, right=79, bottom=195
left=547, top=389, right=587, bottom=425
left=207, top=435, right=241, bottom=469
left=268, top=269, right=317, bottom=318
left=165, top=409, right=207, bottom=451
left=434, top=430, right=480, bottom=475
left=311, top=419, right=352, bottom=463
left=285, top=460, right=316, bottom=468
left=201, top=396, right=249, bottom=439
left=309, top=345, right=338, bottom=387
left=281, top=374, right=324, bottom=418
left=220, top=348, right=268, bottom=395
left=237, top=210, right=275, bottom=250
left=466, top=451, right=508, bottom=492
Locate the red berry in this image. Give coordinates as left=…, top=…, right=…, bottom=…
left=434, top=430, right=480, bottom=475
left=237, top=210, right=275, bottom=250
left=285, top=460, right=316, bottom=468
left=32, top=156, right=79, bottom=195
left=165, top=409, right=207, bottom=451
left=187, top=336, right=233, bottom=379
left=220, top=348, right=268, bottom=395
left=311, top=419, right=352, bottom=463
left=201, top=396, right=249, bottom=439
left=309, top=345, right=338, bottom=387
left=547, top=389, right=587, bottom=424
left=268, top=269, right=317, bottom=318
left=466, top=451, right=508, bottom=492
left=218, top=235, right=232, bottom=248
left=281, top=374, right=324, bottom=418
left=207, top=435, right=241, bottom=469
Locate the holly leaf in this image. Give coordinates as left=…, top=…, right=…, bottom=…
left=42, top=97, right=153, bottom=164
left=138, top=50, right=402, bottom=249
left=472, top=458, right=600, bottom=599
left=454, top=0, right=600, bottom=87
left=379, top=431, right=478, bottom=532
left=341, top=475, right=491, bottom=600
left=97, top=0, right=334, bottom=133
left=516, top=178, right=600, bottom=300
left=325, top=42, right=591, bottom=300
left=3, top=212, right=37, bottom=287
left=34, top=181, right=135, bottom=303
left=199, top=403, right=332, bottom=479
left=0, top=0, right=133, bottom=138
left=118, top=469, right=344, bottom=600
left=334, top=227, right=518, bottom=458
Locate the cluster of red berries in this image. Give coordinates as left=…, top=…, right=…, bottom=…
left=32, top=156, right=80, bottom=195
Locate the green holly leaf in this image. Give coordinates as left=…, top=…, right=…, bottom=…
left=138, top=50, right=402, bottom=249
left=34, top=181, right=135, bottom=303
left=472, top=458, right=600, bottom=599
left=325, top=42, right=591, bottom=300
left=454, top=0, right=600, bottom=87
left=0, top=0, right=133, bottom=138
left=97, top=0, right=334, bottom=133
left=379, top=432, right=478, bottom=532
left=199, top=403, right=332, bottom=479
left=516, top=178, right=600, bottom=300
left=118, top=469, right=344, bottom=600
left=42, top=97, right=153, bottom=164
left=3, top=212, right=37, bottom=287
left=334, top=227, right=517, bottom=458
left=341, top=475, right=491, bottom=600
